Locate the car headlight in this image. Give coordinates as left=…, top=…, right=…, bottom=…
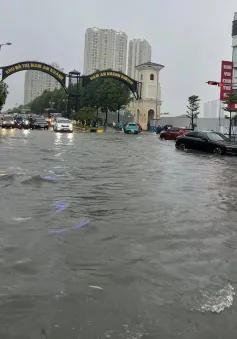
left=2, top=121, right=5, bottom=124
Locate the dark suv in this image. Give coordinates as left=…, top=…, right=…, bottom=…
left=30, top=117, right=49, bottom=130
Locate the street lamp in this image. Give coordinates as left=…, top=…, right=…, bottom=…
left=0, top=42, right=12, bottom=51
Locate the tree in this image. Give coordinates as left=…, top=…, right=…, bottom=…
left=0, top=81, right=9, bottom=111
left=73, top=106, right=97, bottom=125
left=222, top=92, right=237, bottom=139
left=29, top=87, right=67, bottom=114
left=110, top=82, right=133, bottom=122
left=23, top=74, right=133, bottom=122
left=81, top=77, right=132, bottom=124
left=186, top=95, right=200, bottom=130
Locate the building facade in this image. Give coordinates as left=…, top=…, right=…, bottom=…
left=127, top=39, right=151, bottom=80
left=133, top=62, right=164, bottom=130
left=232, top=12, right=237, bottom=92
left=83, top=27, right=128, bottom=75
left=24, top=62, right=63, bottom=104
left=203, top=99, right=225, bottom=119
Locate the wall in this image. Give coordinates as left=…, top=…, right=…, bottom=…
left=151, top=117, right=230, bottom=133
left=203, top=99, right=225, bottom=119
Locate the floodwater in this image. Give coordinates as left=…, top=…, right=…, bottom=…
left=0, top=128, right=237, bottom=339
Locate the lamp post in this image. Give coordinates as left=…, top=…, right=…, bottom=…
left=0, top=42, right=12, bottom=51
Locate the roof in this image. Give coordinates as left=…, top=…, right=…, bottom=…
left=135, top=61, right=165, bottom=71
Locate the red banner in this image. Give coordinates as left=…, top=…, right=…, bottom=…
left=220, top=60, right=233, bottom=101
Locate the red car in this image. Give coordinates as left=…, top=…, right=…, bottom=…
left=160, top=127, right=191, bottom=140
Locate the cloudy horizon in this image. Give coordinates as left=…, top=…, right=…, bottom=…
left=1, top=0, right=237, bottom=115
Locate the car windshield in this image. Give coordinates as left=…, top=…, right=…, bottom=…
left=128, top=123, right=137, bottom=126
left=57, top=119, right=69, bottom=123
left=2, top=116, right=13, bottom=121
left=36, top=118, right=45, bottom=122
left=205, top=132, right=226, bottom=141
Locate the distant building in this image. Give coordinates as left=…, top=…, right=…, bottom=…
left=203, top=99, right=225, bottom=119
left=127, top=39, right=151, bottom=80
left=83, top=27, right=128, bottom=75
left=24, top=62, right=64, bottom=105
left=232, top=12, right=237, bottom=92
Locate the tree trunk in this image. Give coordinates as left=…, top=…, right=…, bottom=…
left=117, top=109, right=120, bottom=123
left=191, top=112, right=194, bottom=130
left=229, top=112, right=232, bottom=140
left=104, top=109, right=108, bottom=127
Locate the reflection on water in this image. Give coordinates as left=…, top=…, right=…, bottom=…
left=0, top=130, right=237, bottom=338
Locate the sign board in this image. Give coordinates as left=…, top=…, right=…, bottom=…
left=83, top=70, right=140, bottom=99
left=220, top=60, right=233, bottom=101
left=1, top=61, right=67, bottom=88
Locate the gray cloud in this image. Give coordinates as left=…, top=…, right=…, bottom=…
left=1, top=0, right=236, bottom=115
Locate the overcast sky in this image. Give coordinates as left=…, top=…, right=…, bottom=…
left=1, top=0, right=237, bottom=115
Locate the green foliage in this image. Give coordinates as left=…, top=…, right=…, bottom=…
left=0, top=81, right=9, bottom=111
left=222, top=93, right=237, bottom=138
left=186, top=95, right=200, bottom=130
left=30, top=88, right=67, bottom=114
left=73, top=106, right=97, bottom=124
left=26, top=75, right=132, bottom=121
left=222, top=93, right=237, bottom=113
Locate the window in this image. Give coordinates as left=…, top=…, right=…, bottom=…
left=140, top=74, right=143, bottom=80
left=170, top=127, right=181, bottom=132
left=205, top=132, right=226, bottom=141
left=150, top=74, right=154, bottom=80
left=196, top=132, right=206, bottom=139
left=186, top=132, right=199, bottom=137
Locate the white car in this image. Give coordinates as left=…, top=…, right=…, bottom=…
left=53, top=118, right=73, bottom=133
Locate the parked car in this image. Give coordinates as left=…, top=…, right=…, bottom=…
left=53, top=117, right=73, bottom=132
left=175, top=130, right=237, bottom=155
left=30, top=117, right=49, bottom=130
left=160, top=127, right=191, bottom=140
left=1, top=115, right=16, bottom=129
left=124, top=122, right=140, bottom=134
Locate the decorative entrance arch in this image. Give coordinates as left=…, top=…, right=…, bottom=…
left=1, top=61, right=68, bottom=92
left=83, top=70, right=141, bottom=99
left=0, top=61, right=142, bottom=116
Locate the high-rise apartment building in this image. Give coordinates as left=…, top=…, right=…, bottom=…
left=83, top=27, right=128, bottom=75
left=232, top=12, right=237, bottom=92
left=127, top=39, right=152, bottom=80
left=24, top=62, right=63, bottom=105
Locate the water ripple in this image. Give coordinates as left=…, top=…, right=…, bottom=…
left=0, top=129, right=237, bottom=338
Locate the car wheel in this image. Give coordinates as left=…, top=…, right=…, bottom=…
left=177, top=143, right=187, bottom=151
left=213, top=147, right=225, bottom=155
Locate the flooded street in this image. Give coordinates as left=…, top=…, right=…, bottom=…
left=0, top=129, right=237, bottom=338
